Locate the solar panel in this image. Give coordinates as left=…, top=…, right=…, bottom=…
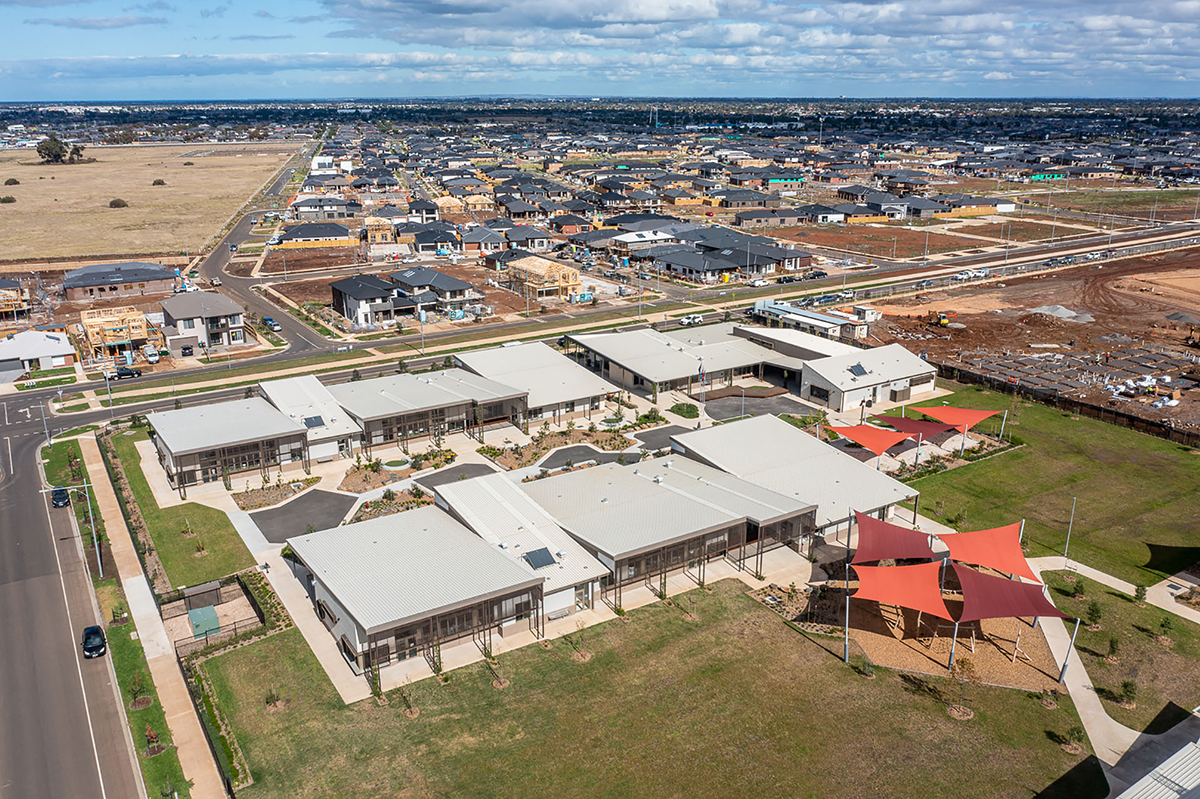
left=302, top=415, right=325, bottom=428
left=849, top=363, right=868, bottom=377
left=524, top=547, right=556, bottom=570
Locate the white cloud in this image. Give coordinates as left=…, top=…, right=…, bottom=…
left=983, top=71, right=1014, bottom=80
left=26, top=14, right=167, bottom=28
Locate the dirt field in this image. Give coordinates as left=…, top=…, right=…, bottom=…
left=0, top=143, right=299, bottom=261
left=958, top=220, right=1093, bottom=243
left=776, top=224, right=987, bottom=259
left=260, top=247, right=363, bottom=275
left=873, top=249, right=1200, bottom=423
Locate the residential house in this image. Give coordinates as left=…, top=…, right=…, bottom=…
left=159, top=291, right=246, bottom=351
left=62, top=262, right=175, bottom=301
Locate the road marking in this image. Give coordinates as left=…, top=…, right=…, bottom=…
left=40, top=485, right=109, bottom=799
left=3, top=401, right=7, bottom=425
left=5, top=437, right=11, bottom=473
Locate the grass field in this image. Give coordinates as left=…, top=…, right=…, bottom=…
left=205, top=582, right=1104, bottom=799
left=42, top=439, right=106, bottom=548
left=892, top=384, right=1200, bottom=585
left=777, top=224, right=984, bottom=258
left=1042, top=571, right=1200, bottom=733
left=110, top=429, right=253, bottom=587
left=0, top=143, right=298, bottom=261
left=1047, top=189, right=1200, bottom=221
left=99, top=576, right=192, bottom=798
left=108, top=350, right=369, bottom=395
left=960, top=221, right=1091, bottom=243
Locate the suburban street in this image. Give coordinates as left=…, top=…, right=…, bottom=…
left=0, top=418, right=142, bottom=799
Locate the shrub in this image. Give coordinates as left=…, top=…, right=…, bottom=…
left=1085, top=599, right=1103, bottom=627
left=152, top=178, right=167, bottom=186
left=1072, top=578, right=1086, bottom=598
left=1120, top=679, right=1137, bottom=704
left=3, top=178, right=17, bottom=186
left=669, top=402, right=700, bottom=419
left=381, top=488, right=396, bottom=501
left=0, top=196, right=14, bottom=204
left=1064, top=725, right=1086, bottom=745
left=1107, top=636, right=1119, bottom=657
left=1134, top=585, right=1147, bottom=604
left=1160, top=615, right=1174, bottom=636
left=109, top=198, right=129, bottom=208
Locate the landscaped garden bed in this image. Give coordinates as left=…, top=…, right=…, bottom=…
left=232, top=477, right=320, bottom=511
left=337, top=448, right=456, bottom=493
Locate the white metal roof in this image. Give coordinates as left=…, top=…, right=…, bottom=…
left=258, top=374, right=363, bottom=444
left=147, top=398, right=306, bottom=456
left=289, top=506, right=544, bottom=633
left=803, top=344, right=935, bottom=392
left=434, top=472, right=604, bottom=595
left=630, top=457, right=815, bottom=525
left=454, top=342, right=617, bottom=410
left=1117, top=741, right=1200, bottom=799
left=669, top=415, right=917, bottom=529
left=0, top=329, right=75, bottom=362
left=521, top=462, right=742, bottom=559
left=733, top=325, right=859, bottom=360
left=326, top=368, right=525, bottom=422
left=568, top=327, right=777, bottom=384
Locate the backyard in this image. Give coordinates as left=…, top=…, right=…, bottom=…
left=892, top=384, right=1200, bottom=585
left=109, top=428, right=254, bottom=588
left=204, top=581, right=1104, bottom=799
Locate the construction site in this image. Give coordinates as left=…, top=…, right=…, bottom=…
left=873, top=249, right=1200, bottom=428
left=79, top=306, right=164, bottom=360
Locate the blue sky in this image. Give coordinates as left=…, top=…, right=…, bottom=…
left=1, top=0, right=1199, bottom=100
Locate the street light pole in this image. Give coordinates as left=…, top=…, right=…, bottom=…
left=104, top=374, right=114, bottom=421
left=1063, top=496, right=1077, bottom=559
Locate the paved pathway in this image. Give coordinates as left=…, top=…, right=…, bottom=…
left=78, top=435, right=228, bottom=799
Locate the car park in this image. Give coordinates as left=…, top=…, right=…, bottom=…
left=51, top=487, right=71, bottom=508
left=103, top=367, right=142, bottom=380
left=81, top=626, right=107, bottom=659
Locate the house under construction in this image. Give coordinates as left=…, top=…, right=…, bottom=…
left=80, top=306, right=164, bottom=358
left=505, top=255, right=581, bottom=300
left=0, top=279, right=30, bottom=322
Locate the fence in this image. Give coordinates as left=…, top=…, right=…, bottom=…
left=95, top=431, right=155, bottom=586
left=160, top=583, right=246, bottom=621
left=934, top=362, right=1200, bottom=449
left=173, top=616, right=264, bottom=658
left=176, top=653, right=238, bottom=798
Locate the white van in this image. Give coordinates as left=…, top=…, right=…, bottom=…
left=142, top=344, right=160, bottom=364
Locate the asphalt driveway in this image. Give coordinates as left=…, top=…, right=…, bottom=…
left=415, top=462, right=497, bottom=490
left=633, top=424, right=691, bottom=451
left=251, top=489, right=358, bottom=543
left=703, top=395, right=808, bottom=421
left=539, top=445, right=642, bottom=469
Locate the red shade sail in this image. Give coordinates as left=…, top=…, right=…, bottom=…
left=852, top=510, right=937, bottom=564
left=872, top=415, right=957, bottom=438
left=953, top=563, right=1071, bottom=622
left=826, top=425, right=914, bottom=457
left=939, top=522, right=1039, bottom=582
left=911, top=406, right=1000, bottom=434
left=853, top=561, right=954, bottom=621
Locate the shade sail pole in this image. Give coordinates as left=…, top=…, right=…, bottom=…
left=914, top=432, right=923, bottom=467
left=1059, top=618, right=1081, bottom=684
left=1018, top=519, right=1025, bottom=545
left=844, top=560, right=851, bottom=664
left=999, top=409, right=1008, bottom=442
left=948, top=620, right=960, bottom=669
left=1063, top=497, right=1077, bottom=559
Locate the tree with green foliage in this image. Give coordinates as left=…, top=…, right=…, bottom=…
left=1160, top=615, right=1174, bottom=637
left=1086, top=599, right=1103, bottom=628
left=37, top=135, right=69, bottom=163
left=1134, top=585, right=1147, bottom=605
left=1120, top=679, right=1138, bottom=706
left=3, top=177, right=18, bottom=186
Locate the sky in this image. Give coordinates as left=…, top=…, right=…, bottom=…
left=1, top=0, right=1199, bottom=101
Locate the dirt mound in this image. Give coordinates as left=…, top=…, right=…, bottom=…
left=1019, top=313, right=1068, bottom=328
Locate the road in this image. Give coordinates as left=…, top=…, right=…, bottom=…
left=0, top=403, right=143, bottom=799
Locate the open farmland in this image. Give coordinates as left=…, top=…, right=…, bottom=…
left=0, top=143, right=298, bottom=261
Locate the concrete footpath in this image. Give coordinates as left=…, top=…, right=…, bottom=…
left=79, top=435, right=228, bottom=799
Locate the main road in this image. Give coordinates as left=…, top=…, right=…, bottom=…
left=0, top=403, right=143, bottom=799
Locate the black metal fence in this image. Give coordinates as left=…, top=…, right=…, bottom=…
left=177, top=653, right=238, bottom=798
left=173, top=616, right=263, bottom=658
left=934, top=362, right=1200, bottom=448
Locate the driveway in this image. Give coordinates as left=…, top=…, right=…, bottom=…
left=251, top=490, right=358, bottom=543
left=415, top=462, right=497, bottom=490
left=633, top=425, right=691, bottom=451
left=539, top=444, right=642, bottom=470
left=703, top=395, right=807, bottom=421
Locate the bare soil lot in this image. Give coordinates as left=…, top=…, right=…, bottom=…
left=260, top=246, right=362, bottom=276
left=958, top=220, right=1093, bottom=243
left=776, top=224, right=985, bottom=259
left=0, top=143, right=298, bottom=261
left=1047, top=189, right=1200, bottom=221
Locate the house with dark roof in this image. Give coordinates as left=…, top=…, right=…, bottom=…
left=549, top=214, right=592, bottom=235
left=331, top=275, right=398, bottom=326
left=279, top=222, right=353, bottom=243
left=505, top=226, right=552, bottom=252
left=461, top=226, right=507, bottom=254
left=389, top=267, right=480, bottom=312
left=159, top=291, right=246, bottom=350
left=408, top=198, right=439, bottom=224
left=291, top=196, right=360, bottom=221
left=62, top=262, right=175, bottom=301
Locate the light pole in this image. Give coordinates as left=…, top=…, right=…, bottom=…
left=1063, top=496, right=1077, bottom=559
left=104, top=374, right=114, bottom=421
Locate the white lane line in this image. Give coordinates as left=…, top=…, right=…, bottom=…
left=40, top=487, right=109, bottom=799
left=5, top=437, right=11, bottom=474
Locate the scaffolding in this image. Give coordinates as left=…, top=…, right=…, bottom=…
left=0, top=282, right=30, bottom=322
left=80, top=306, right=164, bottom=358
left=506, top=256, right=581, bottom=300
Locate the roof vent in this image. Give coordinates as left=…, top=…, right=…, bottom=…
left=499, top=542, right=509, bottom=549
left=600, top=497, right=608, bottom=503
left=653, top=475, right=663, bottom=483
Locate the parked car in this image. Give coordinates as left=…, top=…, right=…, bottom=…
left=953, top=270, right=973, bottom=281
left=838, top=289, right=855, bottom=299
left=679, top=314, right=704, bottom=326
left=971, top=268, right=990, bottom=278
left=261, top=317, right=276, bottom=326
left=103, top=367, right=142, bottom=380
left=267, top=236, right=283, bottom=246
left=51, top=487, right=71, bottom=508
left=749, top=279, right=770, bottom=287
left=778, top=275, right=798, bottom=284
left=228, top=243, right=239, bottom=253
left=638, top=272, right=653, bottom=280
left=268, top=322, right=283, bottom=332
left=81, top=625, right=107, bottom=659
left=210, top=277, right=222, bottom=287
left=916, top=279, right=935, bottom=289
left=180, top=345, right=194, bottom=357
left=805, top=270, right=828, bottom=280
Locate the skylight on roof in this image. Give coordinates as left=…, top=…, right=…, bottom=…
left=849, top=363, right=868, bottom=377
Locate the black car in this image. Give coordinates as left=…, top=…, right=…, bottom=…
left=51, top=487, right=71, bottom=508
left=180, top=345, right=194, bottom=357
left=778, top=275, right=797, bottom=284
left=81, top=625, right=107, bottom=658
left=105, top=367, right=142, bottom=380
left=807, top=270, right=829, bottom=280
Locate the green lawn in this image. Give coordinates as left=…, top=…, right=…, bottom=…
left=42, top=439, right=106, bottom=549
left=1043, top=571, right=1200, bottom=733
left=110, top=429, right=253, bottom=588
left=104, top=587, right=192, bottom=798
left=894, top=384, right=1200, bottom=585
left=205, top=582, right=1104, bottom=799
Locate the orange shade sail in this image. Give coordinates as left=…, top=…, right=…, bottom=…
left=851, top=510, right=937, bottom=565
left=873, top=415, right=957, bottom=438
left=939, top=522, right=1039, bottom=583
left=826, top=425, right=914, bottom=457
left=852, top=561, right=953, bottom=621
left=911, top=406, right=1000, bottom=434
left=953, top=563, right=1071, bottom=623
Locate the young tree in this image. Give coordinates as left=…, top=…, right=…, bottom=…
left=1134, top=585, right=1147, bottom=605
left=1160, top=615, right=1174, bottom=637
left=1120, top=679, right=1138, bottom=706
left=1086, top=599, right=1103, bottom=628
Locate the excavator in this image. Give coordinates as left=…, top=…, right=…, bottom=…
left=926, top=310, right=957, bottom=328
